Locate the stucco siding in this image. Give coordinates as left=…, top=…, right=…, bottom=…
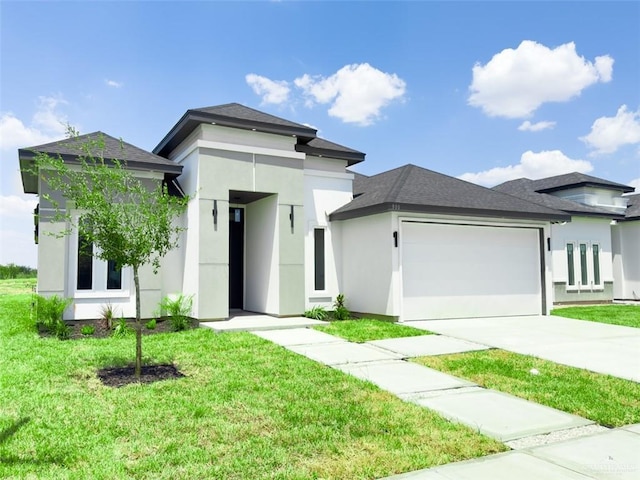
left=612, top=221, right=640, bottom=300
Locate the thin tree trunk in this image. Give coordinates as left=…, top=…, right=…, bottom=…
left=134, top=265, right=142, bottom=379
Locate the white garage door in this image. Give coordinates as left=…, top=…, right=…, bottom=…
left=402, top=222, right=543, bottom=320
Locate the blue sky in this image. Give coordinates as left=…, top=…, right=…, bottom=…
left=1, top=1, right=639, bottom=267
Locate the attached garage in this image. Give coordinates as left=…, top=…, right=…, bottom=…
left=331, top=164, right=569, bottom=322
left=401, top=222, right=543, bottom=320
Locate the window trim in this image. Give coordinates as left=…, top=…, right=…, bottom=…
left=565, top=240, right=603, bottom=292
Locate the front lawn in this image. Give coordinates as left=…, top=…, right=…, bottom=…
left=0, top=293, right=504, bottom=479
left=551, top=304, right=640, bottom=328
left=314, top=319, right=431, bottom=343
left=415, top=349, right=640, bottom=427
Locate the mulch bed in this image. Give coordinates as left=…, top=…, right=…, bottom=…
left=38, top=317, right=199, bottom=340
left=97, top=364, right=185, bottom=387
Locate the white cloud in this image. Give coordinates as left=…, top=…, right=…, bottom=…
left=459, top=150, right=593, bottom=187
left=0, top=96, right=68, bottom=151
left=294, top=63, right=406, bottom=125
left=0, top=195, right=38, bottom=218
left=518, top=120, right=556, bottom=132
left=468, top=41, right=613, bottom=118
left=105, top=79, right=123, bottom=88
left=245, top=74, right=290, bottom=104
left=580, top=105, right=640, bottom=155
left=0, top=195, right=38, bottom=267
left=628, top=178, right=640, bottom=191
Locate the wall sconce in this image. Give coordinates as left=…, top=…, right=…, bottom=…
left=393, top=231, right=398, bottom=248
left=212, top=200, right=218, bottom=227
left=547, top=237, right=551, bottom=251
left=289, top=205, right=295, bottom=231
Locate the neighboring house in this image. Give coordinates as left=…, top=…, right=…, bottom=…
left=19, top=133, right=184, bottom=319
left=26, top=103, right=620, bottom=322
left=494, top=173, right=637, bottom=304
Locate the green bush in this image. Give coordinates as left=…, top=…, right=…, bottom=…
left=112, top=318, right=132, bottom=338
left=35, top=295, right=72, bottom=338
left=145, top=319, right=157, bottom=330
left=159, top=294, right=194, bottom=332
left=332, top=294, right=350, bottom=321
left=80, top=325, right=95, bottom=336
left=304, top=305, right=328, bottom=320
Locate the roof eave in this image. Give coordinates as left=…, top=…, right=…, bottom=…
left=538, top=182, right=634, bottom=194
left=330, top=202, right=570, bottom=222
left=295, top=144, right=365, bottom=166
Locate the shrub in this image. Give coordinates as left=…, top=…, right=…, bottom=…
left=159, top=294, right=194, bottom=332
left=35, top=295, right=72, bottom=339
left=112, top=318, right=132, bottom=338
left=332, top=293, right=350, bottom=321
left=304, top=305, right=328, bottom=320
left=99, top=303, right=117, bottom=330
left=81, top=325, right=95, bottom=336
left=145, top=319, right=157, bottom=330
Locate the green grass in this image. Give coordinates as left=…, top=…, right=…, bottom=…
left=0, top=278, right=36, bottom=296
left=0, top=292, right=504, bottom=479
left=314, top=319, right=431, bottom=343
left=415, top=349, right=640, bottom=427
left=551, top=304, right=640, bottom=328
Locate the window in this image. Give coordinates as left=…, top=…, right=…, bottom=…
left=71, top=220, right=128, bottom=295
left=314, top=228, right=325, bottom=291
left=592, top=244, right=601, bottom=286
left=566, top=243, right=575, bottom=286
left=77, top=232, right=93, bottom=290
left=579, top=243, right=588, bottom=285
left=565, top=241, right=602, bottom=290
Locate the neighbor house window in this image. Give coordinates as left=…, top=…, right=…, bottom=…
left=566, top=243, right=575, bottom=286
left=566, top=241, right=602, bottom=290
left=314, top=228, right=325, bottom=291
left=592, top=244, right=601, bottom=286
left=579, top=243, right=588, bottom=285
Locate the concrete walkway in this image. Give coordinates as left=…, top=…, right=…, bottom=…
left=248, top=325, right=640, bottom=479
left=252, top=329, right=596, bottom=444
left=406, top=315, right=640, bottom=382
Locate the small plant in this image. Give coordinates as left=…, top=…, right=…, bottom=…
left=112, top=317, right=132, bottom=338
left=159, top=294, right=194, bottom=332
left=80, top=325, right=95, bottom=336
left=35, top=295, right=72, bottom=339
left=304, top=305, right=328, bottom=320
left=99, top=303, right=117, bottom=330
left=332, top=293, right=350, bottom=321
left=145, top=319, right=157, bottom=330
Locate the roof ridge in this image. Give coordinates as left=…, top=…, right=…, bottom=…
left=384, top=164, right=414, bottom=203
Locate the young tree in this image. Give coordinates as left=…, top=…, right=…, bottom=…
left=32, top=129, right=188, bottom=377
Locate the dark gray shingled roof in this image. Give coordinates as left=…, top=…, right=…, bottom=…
left=527, top=172, right=634, bottom=194
left=624, top=194, right=640, bottom=219
left=330, top=164, right=569, bottom=221
left=295, top=137, right=365, bottom=166
left=493, top=176, right=632, bottom=218
left=153, top=103, right=365, bottom=165
left=19, top=132, right=182, bottom=194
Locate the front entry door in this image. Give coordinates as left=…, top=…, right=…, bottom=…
left=229, top=207, right=244, bottom=309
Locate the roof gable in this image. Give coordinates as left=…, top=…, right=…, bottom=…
left=331, top=164, right=568, bottom=221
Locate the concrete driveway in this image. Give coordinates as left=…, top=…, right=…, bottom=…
left=406, top=315, right=640, bottom=382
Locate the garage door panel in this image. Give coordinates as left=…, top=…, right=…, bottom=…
left=402, top=223, right=541, bottom=320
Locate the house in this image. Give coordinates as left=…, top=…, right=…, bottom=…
left=25, top=103, right=631, bottom=323
left=494, top=173, right=638, bottom=303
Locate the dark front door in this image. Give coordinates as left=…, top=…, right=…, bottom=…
left=229, top=207, right=244, bottom=309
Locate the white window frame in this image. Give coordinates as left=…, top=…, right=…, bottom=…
left=68, top=222, right=131, bottom=299
left=565, top=240, right=603, bottom=292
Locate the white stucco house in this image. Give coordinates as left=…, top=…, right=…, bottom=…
left=18, top=103, right=637, bottom=322
left=494, top=174, right=639, bottom=303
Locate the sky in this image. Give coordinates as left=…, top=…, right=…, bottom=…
left=1, top=1, right=639, bottom=268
